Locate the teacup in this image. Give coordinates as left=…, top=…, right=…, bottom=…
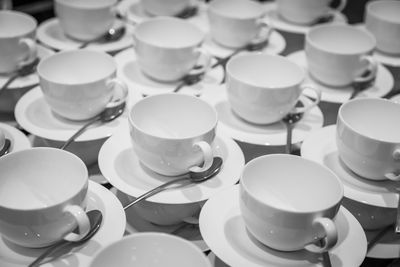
left=336, top=98, right=400, bottom=181
left=240, top=154, right=343, bottom=252
left=133, top=17, right=211, bottom=82
left=141, top=0, right=192, bottom=16
left=89, top=233, right=212, bottom=267
left=305, top=24, right=377, bottom=88
left=226, top=53, right=321, bottom=125
left=276, top=0, right=347, bottom=25
left=365, top=0, right=400, bottom=55
left=37, top=49, right=128, bottom=121
left=0, top=147, right=90, bottom=248
left=0, top=10, right=37, bottom=74
left=54, top=0, right=117, bottom=41
left=207, top=0, right=273, bottom=48
left=128, top=93, right=217, bottom=176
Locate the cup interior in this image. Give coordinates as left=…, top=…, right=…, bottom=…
left=0, top=148, right=87, bottom=210
left=339, top=98, right=400, bottom=143
left=241, top=155, right=343, bottom=212
left=0, top=11, right=37, bottom=37
left=368, top=1, right=400, bottom=23
left=227, top=54, right=304, bottom=88
left=38, top=50, right=116, bottom=85
left=129, top=94, right=217, bottom=139
left=55, top=0, right=117, bottom=9
left=209, top=0, right=264, bottom=19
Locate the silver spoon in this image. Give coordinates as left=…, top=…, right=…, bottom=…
left=173, top=69, right=205, bottom=93
left=282, top=112, right=303, bottom=154
left=0, top=57, right=40, bottom=92
left=78, top=27, right=126, bottom=49
left=175, top=5, right=198, bottom=19
left=60, top=100, right=126, bottom=150
left=123, top=156, right=223, bottom=210
left=28, top=210, right=103, bottom=267
left=0, top=138, right=11, bottom=157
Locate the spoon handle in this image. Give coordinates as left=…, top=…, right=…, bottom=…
left=0, top=73, right=19, bottom=92
left=285, top=123, right=293, bottom=154
left=367, top=224, right=393, bottom=252
left=123, top=176, right=188, bottom=210
left=60, top=116, right=100, bottom=150
left=28, top=240, right=69, bottom=267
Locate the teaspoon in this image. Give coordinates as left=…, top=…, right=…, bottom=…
left=123, top=157, right=223, bottom=210
left=78, top=27, right=126, bottom=49
left=0, top=57, right=40, bottom=93
left=173, top=70, right=205, bottom=93
left=282, top=112, right=303, bottom=154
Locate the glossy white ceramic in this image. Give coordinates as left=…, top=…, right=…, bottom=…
left=141, top=0, right=192, bottom=16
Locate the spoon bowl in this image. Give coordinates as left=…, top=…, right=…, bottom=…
left=79, top=27, right=126, bottom=49
left=0, top=57, right=40, bottom=92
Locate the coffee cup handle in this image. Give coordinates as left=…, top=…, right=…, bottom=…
left=353, top=55, right=378, bottom=84
left=18, top=38, right=37, bottom=68
left=189, top=141, right=213, bottom=173
left=106, top=78, right=129, bottom=108
left=253, top=20, right=273, bottom=45
left=189, top=47, right=212, bottom=77
left=304, top=217, right=338, bottom=253
left=384, top=149, right=400, bottom=181
left=333, top=0, right=347, bottom=12
left=62, top=205, right=90, bottom=242
left=291, top=85, right=322, bottom=114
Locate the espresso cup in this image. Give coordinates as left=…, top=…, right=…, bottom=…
left=141, top=0, right=193, bottom=16
left=37, top=49, right=128, bottom=121
left=0, top=10, right=37, bottom=74
left=128, top=93, right=217, bottom=176
left=240, top=154, right=343, bottom=252
left=305, top=24, right=378, bottom=88
left=54, top=0, right=117, bottom=41
left=226, top=53, right=321, bottom=125
left=336, top=98, right=400, bottom=181
left=276, top=0, right=347, bottom=25
left=0, top=148, right=90, bottom=248
left=365, top=0, right=400, bottom=55
left=207, top=0, right=273, bottom=48
left=133, top=17, right=211, bottom=82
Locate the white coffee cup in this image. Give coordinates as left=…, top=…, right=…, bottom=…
left=54, top=0, right=117, bottom=41
left=226, top=53, right=321, bottom=125
left=305, top=24, right=378, bottom=88
left=336, top=98, right=400, bottom=181
left=276, top=0, right=347, bottom=25
left=0, top=10, right=37, bottom=74
left=128, top=93, right=217, bottom=176
left=0, top=147, right=90, bottom=248
left=133, top=17, right=211, bottom=82
left=207, top=0, right=273, bottom=48
left=365, top=0, right=400, bottom=55
left=240, top=154, right=343, bottom=252
left=141, top=0, right=193, bottom=16
left=37, top=49, right=128, bottom=121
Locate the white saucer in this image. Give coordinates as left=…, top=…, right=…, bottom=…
left=199, top=185, right=367, bottom=267
left=200, top=85, right=324, bottom=146
left=0, top=181, right=126, bottom=267
left=202, top=30, right=286, bottom=59
left=98, top=123, right=244, bottom=204
left=114, top=48, right=224, bottom=96
left=263, top=2, right=347, bottom=34
left=287, top=50, right=394, bottom=103
left=111, top=188, right=209, bottom=252
left=390, top=94, right=400, bottom=103
left=0, top=45, right=54, bottom=90
left=0, top=122, right=31, bottom=153
left=14, top=87, right=142, bottom=142
left=37, top=18, right=135, bottom=53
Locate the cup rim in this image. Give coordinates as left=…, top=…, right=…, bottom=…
left=207, top=0, right=266, bottom=20
left=54, top=0, right=118, bottom=9
left=367, top=0, right=400, bottom=24
left=0, top=10, right=37, bottom=38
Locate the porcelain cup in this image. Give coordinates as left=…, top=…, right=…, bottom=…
left=133, top=17, right=211, bottom=82
left=207, top=0, right=273, bottom=48
left=54, top=0, right=117, bottom=41
left=141, top=0, right=193, bottom=16
left=336, top=98, right=400, bottom=181
left=0, top=147, right=90, bottom=248
left=240, top=154, right=343, bottom=252
left=276, top=0, right=347, bottom=25
left=128, top=93, right=217, bottom=176
left=37, top=49, right=128, bottom=121
left=365, top=0, right=400, bottom=55
left=226, top=53, right=321, bottom=125
left=305, top=24, right=378, bottom=88
left=0, top=10, right=37, bottom=74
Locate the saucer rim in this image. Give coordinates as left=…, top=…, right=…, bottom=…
left=0, top=122, right=31, bottom=153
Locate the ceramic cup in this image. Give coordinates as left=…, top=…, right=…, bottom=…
left=240, top=154, right=343, bottom=252
left=129, top=93, right=217, bottom=176
left=0, top=147, right=90, bottom=248
left=54, top=0, right=117, bottom=41
left=305, top=24, right=378, bottom=88
left=226, top=53, right=321, bottom=125
left=133, top=17, right=211, bottom=82
left=207, top=0, right=273, bottom=48
left=0, top=10, right=37, bottom=74
left=336, top=98, right=400, bottom=181
left=276, top=0, right=347, bottom=25
left=37, top=49, right=128, bottom=121
left=365, top=0, right=400, bottom=55
left=141, top=0, right=193, bottom=16
left=89, top=233, right=211, bottom=267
